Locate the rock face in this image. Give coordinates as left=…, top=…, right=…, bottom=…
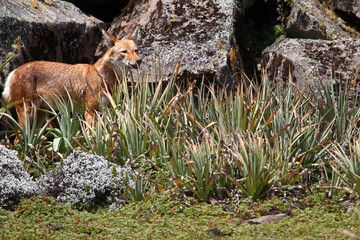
left=36, top=151, right=134, bottom=209
left=0, top=0, right=105, bottom=86
left=96, top=0, right=242, bottom=84
left=0, top=145, right=38, bottom=210
left=286, top=0, right=351, bottom=40
left=261, top=38, right=360, bottom=90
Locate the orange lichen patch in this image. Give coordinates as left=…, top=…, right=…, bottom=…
left=352, top=65, right=360, bottom=87
left=30, top=0, right=40, bottom=10
left=44, top=0, right=56, bottom=7
left=301, top=6, right=307, bottom=14
left=217, top=42, right=225, bottom=51
left=14, top=36, right=22, bottom=53
left=229, top=47, right=236, bottom=74
left=350, top=65, right=360, bottom=97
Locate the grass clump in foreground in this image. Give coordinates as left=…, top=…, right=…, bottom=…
left=0, top=194, right=359, bottom=239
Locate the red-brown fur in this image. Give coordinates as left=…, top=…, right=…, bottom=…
left=2, top=29, right=141, bottom=127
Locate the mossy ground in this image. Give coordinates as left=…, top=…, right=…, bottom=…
left=0, top=193, right=359, bottom=239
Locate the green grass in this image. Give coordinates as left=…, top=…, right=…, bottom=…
left=0, top=194, right=359, bottom=239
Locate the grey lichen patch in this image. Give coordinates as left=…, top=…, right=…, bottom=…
left=303, top=39, right=360, bottom=79
left=0, top=145, right=38, bottom=210
left=36, top=151, right=135, bottom=210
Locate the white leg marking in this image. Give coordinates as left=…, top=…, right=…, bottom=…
left=2, top=71, right=14, bottom=102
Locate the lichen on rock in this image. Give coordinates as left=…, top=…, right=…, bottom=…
left=286, top=0, right=352, bottom=40
left=0, top=145, right=38, bottom=210
left=261, top=38, right=360, bottom=92
left=36, top=151, right=134, bottom=209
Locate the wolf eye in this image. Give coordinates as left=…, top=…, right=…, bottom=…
left=122, top=50, right=128, bottom=54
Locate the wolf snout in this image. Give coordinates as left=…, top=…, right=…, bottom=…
left=130, top=59, right=142, bottom=68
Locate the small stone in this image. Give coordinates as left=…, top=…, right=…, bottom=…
left=243, top=213, right=288, bottom=224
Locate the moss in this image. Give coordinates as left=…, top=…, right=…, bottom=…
left=252, top=24, right=286, bottom=58
left=0, top=194, right=359, bottom=239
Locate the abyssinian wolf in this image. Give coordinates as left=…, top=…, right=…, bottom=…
left=2, top=28, right=141, bottom=129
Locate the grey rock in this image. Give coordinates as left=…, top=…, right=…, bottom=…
left=261, top=38, right=360, bottom=90
left=0, top=0, right=105, bottom=86
left=96, top=0, right=242, bottom=85
left=0, top=145, right=38, bottom=209
left=37, top=151, right=134, bottom=209
left=243, top=213, right=288, bottom=224
left=286, top=0, right=350, bottom=40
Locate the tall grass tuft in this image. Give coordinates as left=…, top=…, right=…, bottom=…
left=0, top=102, right=51, bottom=175
left=316, top=79, right=360, bottom=144
left=330, top=142, right=360, bottom=197
left=45, top=91, right=82, bottom=158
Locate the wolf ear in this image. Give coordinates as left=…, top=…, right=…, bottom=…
left=102, top=29, right=118, bottom=47
left=125, top=27, right=139, bottom=43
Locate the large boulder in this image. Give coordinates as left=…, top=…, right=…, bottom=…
left=286, top=0, right=353, bottom=40
left=261, top=38, right=360, bottom=90
left=0, top=145, right=38, bottom=210
left=0, top=0, right=105, bottom=86
left=96, top=0, right=243, bottom=84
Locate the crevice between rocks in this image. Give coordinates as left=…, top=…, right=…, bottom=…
left=66, top=0, right=131, bottom=24
left=334, top=9, right=360, bottom=34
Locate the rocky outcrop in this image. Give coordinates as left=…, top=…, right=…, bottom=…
left=96, top=0, right=243, bottom=84
left=286, top=0, right=352, bottom=40
left=261, top=38, right=360, bottom=90
left=263, top=0, right=360, bottom=89
left=0, top=0, right=105, bottom=86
